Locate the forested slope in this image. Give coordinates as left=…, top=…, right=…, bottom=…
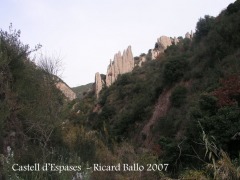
left=1, top=1, right=240, bottom=179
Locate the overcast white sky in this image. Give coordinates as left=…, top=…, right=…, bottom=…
left=0, top=0, right=235, bottom=87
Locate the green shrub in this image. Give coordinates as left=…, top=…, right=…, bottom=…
left=199, top=94, right=217, bottom=114
left=163, top=57, right=189, bottom=85
left=226, top=1, right=240, bottom=15
left=195, top=15, right=215, bottom=42
left=116, top=73, right=132, bottom=86
left=170, top=86, right=187, bottom=107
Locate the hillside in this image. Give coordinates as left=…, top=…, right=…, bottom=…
left=76, top=0, right=240, bottom=178
left=1, top=1, right=240, bottom=179
left=72, top=83, right=93, bottom=98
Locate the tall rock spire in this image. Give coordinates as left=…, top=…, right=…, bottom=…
left=95, top=72, right=103, bottom=99
left=94, top=46, right=134, bottom=98
left=106, top=46, right=134, bottom=87
left=151, top=36, right=174, bottom=60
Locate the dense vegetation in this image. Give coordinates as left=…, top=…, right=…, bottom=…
left=72, top=83, right=93, bottom=99
left=1, top=1, right=240, bottom=179
left=0, top=25, right=73, bottom=179
left=86, top=1, right=240, bottom=178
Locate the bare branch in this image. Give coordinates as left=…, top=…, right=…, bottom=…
left=36, top=52, right=64, bottom=77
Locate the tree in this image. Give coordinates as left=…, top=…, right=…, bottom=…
left=37, top=52, right=63, bottom=77
left=195, top=15, right=215, bottom=42
left=170, top=86, right=187, bottom=107
left=212, top=75, right=240, bottom=107
left=163, top=57, right=188, bottom=85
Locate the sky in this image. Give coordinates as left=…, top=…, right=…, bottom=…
left=0, top=0, right=235, bottom=87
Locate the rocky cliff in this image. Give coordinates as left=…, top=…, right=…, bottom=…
left=185, top=31, right=193, bottom=39
left=94, top=33, right=193, bottom=98
left=94, top=46, right=134, bottom=98
left=106, top=46, right=134, bottom=87
left=56, top=82, right=77, bottom=101
left=151, top=36, right=179, bottom=60
left=151, top=33, right=193, bottom=60
left=95, top=72, right=103, bottom=99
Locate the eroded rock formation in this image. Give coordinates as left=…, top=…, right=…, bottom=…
left=138, top=56, right=146, bottom=67
left=106, top=46, right=134, bottom=87
left=157, top=36, right=173, bottom=52
left=94, top=46, right=134, bottom=98
left=151, top=36, right=178, bottom=60
left=185, top=31, right=193, bottom=39
left=95, top=72, right=103, bottom=99
left=56, top=82, right=76, bottom=101
left=94, top=32, right=193, bottom=98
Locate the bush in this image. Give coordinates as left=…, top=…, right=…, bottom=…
left=199, top=106, right=240, bottom=151
left=195, top=15, right=215, bottom=42
left=116, top=73, right=132, bottom=86
left=226, top=1, right=240, bottom=15
left=170, top=86, right=187, bottom=107
left=163, top=57, right=189, bottom=85
left=199, top=94, right=218, bottom=114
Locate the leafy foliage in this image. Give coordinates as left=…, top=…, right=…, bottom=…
left=195, top=15, right=215, bottom=42
left=170, top=86, right=187, bottom=107
left=226, top=0, right=240, bottom=15
left=163, top=56, right=189, bottom=85
left=72, top=83, right=93, bottom=98
left=213, top=75, right=240, bottom=107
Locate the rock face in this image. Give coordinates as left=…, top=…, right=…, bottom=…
left=185, top=31, right=193, bottom=39
left=56, top=82, right=77, bottom=101
left=173, top=37, right=179, bottom=45
left=157, top=36, right=173, bottom=52
left=94, top=46, right=134, bottom=98
left=106, top=46, right=134, bottom=87
left=138, top=56, right=146, bottom=67
left=185, top=32, right=191, bottom=39
left=95, top=72, right=103, bottom=99
left=151, top=36, right=177, bottom=60
left=94, top=32, right=194, bottom=98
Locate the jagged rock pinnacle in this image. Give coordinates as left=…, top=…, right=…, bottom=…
left=94, top=32, right=193, bottom=98
left=94, top=46, right=134, bottom=98
left=106, top=46, right=134, bottom=87
left=95, top=72, right=103, bottom=99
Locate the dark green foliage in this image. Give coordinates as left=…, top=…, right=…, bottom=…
left=195, top=15, right=215, bottom=42
left=112, top=95, right=152, bottom=139
left=91, top=60, right=165, bottom=140
left=72, top=83, right=93, bottom=98
left=101, top=105, right=116, bottom=121
left=166, top=38, right=193, bottom=57
left=165, top=44, right=178, bottom=56
left=154, top=107, right=187, bottom=140
left=199, top=106, right=240, bottom=151
left=116, top=73, right=133, bottom=86
left=0, top=26, right=75, bottom=179
left=113, top=111, right=134, bottom=140
left=226, top=0, right=240, bottom=15
left=99, top=86, right=110, bottom=105
left=170, top=86, right=187, bottom=107
left=75, top=132, right=97, bottom=164
left=163, top=56, right=189, bottom=85
left=199, top=94, right=217, bottom=113
left=194, top=4, right=240, bottom=63
left=158, top=137, right=178, bottom=164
